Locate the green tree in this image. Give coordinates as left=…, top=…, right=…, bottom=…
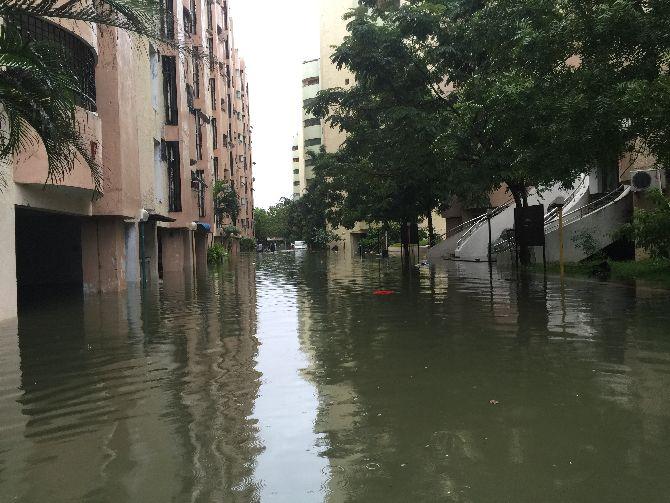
left=619, top=190, right=670, bottom=259
left=213, top=180, right=240, bottom=226
left=253, top=207, right=271, bottom=244
left=307, top=6, right=450, bottom=247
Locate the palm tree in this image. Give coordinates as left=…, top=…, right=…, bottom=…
left=0, top=0, right=182, bottom=191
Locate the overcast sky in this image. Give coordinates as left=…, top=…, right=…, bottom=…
left=231, top=0, right=321, bottom=209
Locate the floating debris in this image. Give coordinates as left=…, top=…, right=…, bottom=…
left=373, top=290, right=395, bottom=296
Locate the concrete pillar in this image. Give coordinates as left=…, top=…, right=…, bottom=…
left=0, top=188, right=17, bottom=321
left=161, top=228, right=194, bottom=274
left=81, top=217, right=127, bottom=294
left=144, top=222, right=159, bottom=284
left=124, top=222, right=140, bottom=284
left=194, top=233, right=208, bottom=274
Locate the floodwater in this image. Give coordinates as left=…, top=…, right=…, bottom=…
left=1, top=253, right=670, bottom=502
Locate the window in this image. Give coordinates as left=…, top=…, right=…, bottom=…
left=293, top=169, right=299, bottom=175
left=209, top=78, right=216, bottom=110
left=190, top=0, right=197, bottom=31
left=192, top=52, right=200, bottom=98
left=302, top=76, right=319, bottom=86
left=213, top=157, right=219, bottom=181
left=345, top=78, right=350, bottom=85
left=305, top=158, right=315, bottom=167
left=229, top=152, right=234, bottom=176
left=211, top=118, right=218, bottom=149
left=162, top=0, right=174, bottom=39
left=194, top=112, right=203, bottom=160
left=15, top=14, right=97, bottom=111
left=183, top=7, right=193, bottom=34
left=292, top=145, right=299, bottom=151
left=292, top=157, right=299, bottom=163
left=165, top=141, right=181, bottom=212
left=304, top=117, right=320, bottom=127
left=293, top=181, right=300, bottom=186
left=208, top=37, right=214, bottom=71
left=303, top=98, right=316, bottom=110
left=223, top=1, right=229, bottom=30
left=162, top=55, right=178, bottom=125
left=206, top=0, right=213, bottom=30
left=304, top=138, right=321, bottom=147
left=191, top=170, right=206, bottom=217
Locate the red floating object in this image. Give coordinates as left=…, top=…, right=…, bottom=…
left=373, top=290, right=395, bottom=296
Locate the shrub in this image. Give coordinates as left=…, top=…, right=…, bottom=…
left=207, top=243, right=227, bottom=264
left=222, top=224, right=241, bottom=238
left=618, top=189, right=670, bottom=259
left=240, top=237, right=256, bottom=252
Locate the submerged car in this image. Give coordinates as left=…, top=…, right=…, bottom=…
left=293, top=241, right=308, bottom=250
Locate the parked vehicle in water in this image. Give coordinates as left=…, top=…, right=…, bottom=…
left=293, top=241, right=308, bottom=250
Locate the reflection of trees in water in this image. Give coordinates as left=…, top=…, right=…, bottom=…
left=292, top=256, right=670, bottom=501
left=162, top=261, right=262, bottom=502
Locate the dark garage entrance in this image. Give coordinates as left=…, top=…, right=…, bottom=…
left=15, top=207, right=84, bottom=309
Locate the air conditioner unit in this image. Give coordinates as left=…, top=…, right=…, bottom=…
left=631, top=169, right=665, bottom=192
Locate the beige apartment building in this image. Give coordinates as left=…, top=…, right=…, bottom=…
left=0, top=1, right=253, bottom=321
left=293, top=58, right=323, bottom=199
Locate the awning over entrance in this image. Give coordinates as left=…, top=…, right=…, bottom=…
left=196, top=222, right=212, bottom=233
left=148, top=213, right=177, bottom=223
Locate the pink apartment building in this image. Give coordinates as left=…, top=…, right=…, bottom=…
left=0, top=1, right=254, bottom=321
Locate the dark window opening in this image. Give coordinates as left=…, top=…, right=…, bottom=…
left=192, top=52, right=200, bottom=98
left=191, top=169, right=206, bottom=217
left=162, top=0, right=175, bottom=39
left=162, top=55, right=178, bottom=125
left=213, top=157, right=219, bottom=181
left=194, top=112, right=203, bottom=160
left=304, top=138, right=321, bottom=147
left=302, top=76, right=319, bottom=87
left=211, top=118, right=218, bottom=150
left=165, top=141, right=182, bottom=212
left=304, top=117, right=320, bottom=127
left=209, top=78, right=216, bottom=110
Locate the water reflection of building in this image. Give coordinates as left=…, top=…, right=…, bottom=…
left=0, top=261, right=262, bottom=501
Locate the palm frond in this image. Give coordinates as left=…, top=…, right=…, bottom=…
left=0, top=24, right=102, bottom=192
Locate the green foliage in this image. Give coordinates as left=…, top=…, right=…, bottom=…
left=253, top=207, right=270, bottom=243
left=239, top=237, right=256, bottom=252
left=222, top=224, right=240, bottom=238
left=571, top=229, right=600, bottom=259
left=0, top=25, right=101, bottom=191
left=619, top=190, right=670, bottom=259
left=214, top=180, right=240, bottom=226
left=207, top=243, right=227, bottom=264
left=0, top=0, right=193, bottom=189
left=309, top=0, right=670, bottom=225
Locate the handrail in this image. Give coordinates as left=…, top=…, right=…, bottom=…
left=544, top=174, right=588, bottom=224
left=455, top=198, right=514, bottom=251
left=493, top=181, right=624, bottom=254
left=544, top=185, right=626, bottom=233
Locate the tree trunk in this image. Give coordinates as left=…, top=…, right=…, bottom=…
left=427, top=211, right=434, bottom=247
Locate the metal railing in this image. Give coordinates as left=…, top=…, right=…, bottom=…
left=544, top=185, right=627, bottom=233
left=455, top=198, right=515, bottom=252
left=543, top=174, right=589, bottom=225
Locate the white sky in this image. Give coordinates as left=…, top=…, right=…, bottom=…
left=231, top=0, right=320, bottom=209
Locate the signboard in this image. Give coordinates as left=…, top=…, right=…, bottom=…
left=514, top=205, right=545, bottom=247
left=401, top=222, right=420, bottom=245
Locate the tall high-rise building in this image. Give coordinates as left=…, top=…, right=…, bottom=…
left=0, top=1, right=254, bottom=321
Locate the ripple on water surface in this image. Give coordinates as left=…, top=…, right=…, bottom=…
left=0, top=254, right=670, bottom=502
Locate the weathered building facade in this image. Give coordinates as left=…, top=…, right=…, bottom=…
left=0, top=0, right=253, bottom=321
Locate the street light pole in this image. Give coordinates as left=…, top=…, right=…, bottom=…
left=487, top=209, right=493, bottom=263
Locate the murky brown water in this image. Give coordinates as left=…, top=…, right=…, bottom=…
left=1, top=253, right=670, bottom=502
